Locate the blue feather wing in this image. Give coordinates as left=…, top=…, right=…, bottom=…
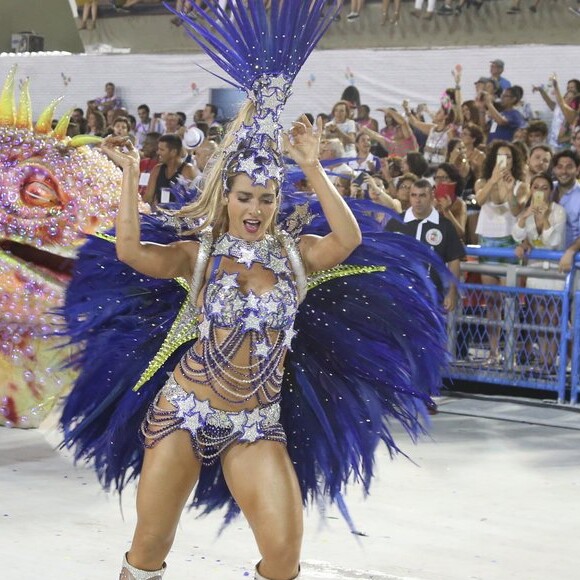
left=59, top=215, right=192, bottom=491
left=279, top=211, right=450, bottom=519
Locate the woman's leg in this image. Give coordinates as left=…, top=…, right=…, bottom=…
left=90, top=1, right=98, bottom=26
left=221, top=440, right=303, bottom=580
left=126, top=428, right=202, bottom=572
left=80, top=3, right=90, bottom=28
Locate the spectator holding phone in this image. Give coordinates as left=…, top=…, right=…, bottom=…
left=512, top=172, right=566, bottom=374
left=484, top=88, right=526, bottom=144
left=433, top=163, right=467, bottom=240
left=474, top=141, right=529, bottom=365
left=349, top=132, right=381, bottom=174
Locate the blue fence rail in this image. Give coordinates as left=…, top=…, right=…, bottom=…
left=446, top=246, right=579, bottom=404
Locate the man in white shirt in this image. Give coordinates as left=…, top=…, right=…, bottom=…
left=135, top=104, right=165, bottom=150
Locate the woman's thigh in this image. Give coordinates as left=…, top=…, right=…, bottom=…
left=135, top=427, right=202, bottom=539
left=220, top=440, right=303, bottom=548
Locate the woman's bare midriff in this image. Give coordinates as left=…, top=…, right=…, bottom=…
left=171, top=325, right=286, bottom=412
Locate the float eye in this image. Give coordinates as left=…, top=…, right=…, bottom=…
left=18, top=164, right=67, bottom=209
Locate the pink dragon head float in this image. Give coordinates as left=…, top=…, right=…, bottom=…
left=0, top=65, right=121, bottom=427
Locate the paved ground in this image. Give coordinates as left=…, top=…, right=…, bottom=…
left=1, top=394, right=579, bottom=580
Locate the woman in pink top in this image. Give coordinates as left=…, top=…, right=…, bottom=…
left=361, top=107, right=418, bottom=158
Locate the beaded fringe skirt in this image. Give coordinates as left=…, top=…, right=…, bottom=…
left=142, top=375, right=287, bottom=464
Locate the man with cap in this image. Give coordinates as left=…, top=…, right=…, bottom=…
left=490, top=59, right=511, bottom=93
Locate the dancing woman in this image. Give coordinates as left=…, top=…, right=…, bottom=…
left=103, top=102, right=360, bottom=579
left=60, top=3, right=449, bottom=579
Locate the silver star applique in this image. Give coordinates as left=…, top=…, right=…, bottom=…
left=282, top=326, right=297, bottom=349
left=245, top=406, right=263, bottom=426
left=198, top=318, right=211, bottom=340
left=229, top=411, right=247, bottom=432
left=263, top=299, right=279, bottom=314
left=214, top=235, right=237, bottom=256
left=243, top=423, right=260, bottom=442
left=254, top=113, right=281, bottom=141
left=183, top=412, right=202, bottom=432
left=237, top=246, right=257, bottom=268
left=242, top=312, right=262, bottom=333
left=267, top=255, right=288, bottom=275
left=245, top=291, right=260, bottom=310
left=252, top=169, right=270, bottom=186
left=275, top=279, right=292, bottom=295
left=237, top=155, right=262, bottom=176
left=254, top=338, right=270, bottom=358
left=218, top=272, right=239, bottom=290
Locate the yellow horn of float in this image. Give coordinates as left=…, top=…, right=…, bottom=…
left=0, top=65, right=17, bottom=125
left=69, top=134, right=103, bottom=148
left=51, top=108, right=72, bottom=140
left=35, top=97, right=63, bottom=134
left=16, top=78, right=33, bottom=129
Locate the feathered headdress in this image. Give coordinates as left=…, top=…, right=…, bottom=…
left=170, top=0, right=341, bottom=187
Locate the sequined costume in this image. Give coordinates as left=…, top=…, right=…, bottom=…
left=142, top=231, right=305, bottom=460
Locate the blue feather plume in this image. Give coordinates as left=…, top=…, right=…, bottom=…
left=167, top=0, right=341, bottom=90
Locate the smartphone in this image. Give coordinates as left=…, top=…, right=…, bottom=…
left=434, top=182, right=457, bottom=202
left=353, top=171, right=368, bottom=186
left=531, top=190, right=544, bottom=207
left=496, top=153, right=508, bottom=169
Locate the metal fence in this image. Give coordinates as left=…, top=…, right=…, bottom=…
left=446, top=246, right=579, bottom=404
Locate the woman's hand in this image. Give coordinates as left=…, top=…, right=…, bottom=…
left=363, top=174, right=382, bottom=201
left=283, top=114, right=321, bottom=168
left=101, top=136, right=140, bottom=171
left=489, top=162, right=504, bottom=185
left=436, top=194, right=452, bottom=213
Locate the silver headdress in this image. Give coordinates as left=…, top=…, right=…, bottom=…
left=171, top=0, right=342, bottom=189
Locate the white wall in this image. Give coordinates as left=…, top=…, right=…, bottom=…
left=1, top=45, right=578, bottom=127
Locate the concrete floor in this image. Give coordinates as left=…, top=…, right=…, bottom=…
left=1, top=395, right=579, bottom=580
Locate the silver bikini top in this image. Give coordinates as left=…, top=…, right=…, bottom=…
left=202, top=233, right=298, bottom=332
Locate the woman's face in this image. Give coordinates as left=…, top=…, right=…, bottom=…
left=113, top=121, right=129, bottom=137
left=563, top=90, right=576, bottom=106
left=496, top=146, right=514, bottom=171
left=333, top=104, right=347, bottom=123
left=356, top=134, right=372, bottom=155
left=434, top=108, right=446, bottom=125
left=434, top=168, right=453, bottom=184
left=530, top=177, right=551, bottom=203
left=226, top=173, right=278, bottom=241
left=453, top=141, right=467, bottom=157
left=396, top=179, right=413, bottom=206
left=461, top=129, right=473, bottom=146
left=461, top=105, right=471, bottom=121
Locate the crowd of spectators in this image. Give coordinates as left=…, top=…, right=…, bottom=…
left=64, top=58, right=580, bottom=370
left=77, top=0, right=580, bottom=28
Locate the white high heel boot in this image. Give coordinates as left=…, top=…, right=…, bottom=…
left=119, top=553, right=167, bottom=580
left=254, top=561, right=301, bottom=579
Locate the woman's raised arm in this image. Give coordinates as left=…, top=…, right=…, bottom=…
left=101, top=136, right=197, bottom=280
left=284, top=116, right=362, bottom=274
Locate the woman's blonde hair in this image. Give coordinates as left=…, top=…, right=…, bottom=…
left=177, top=99, right=281, bottom=237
